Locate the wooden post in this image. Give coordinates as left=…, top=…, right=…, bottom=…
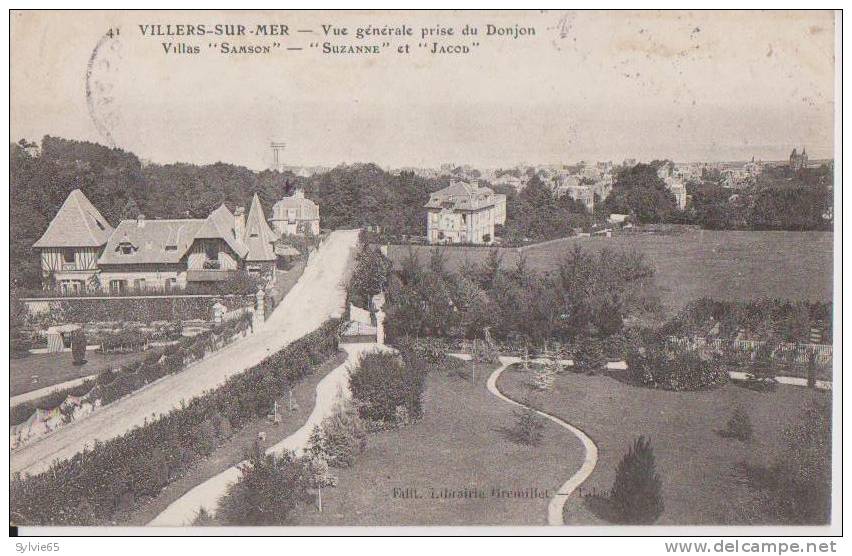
left=317, top=485, right=323, bottom=513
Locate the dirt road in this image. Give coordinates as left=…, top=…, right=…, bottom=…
left=11, top=229, right=360, bottom=478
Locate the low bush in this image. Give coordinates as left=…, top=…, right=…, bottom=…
left=216, top=446, right=313, bottom=526
left=509, top=406, right=546, bottom=446
left=721, top=406, right=753, bottom=441
left=349, top=351, right=425, bottom=426
left=306, top=399, right=367, bottom=468
left=71, top=329, right=87, bottom=365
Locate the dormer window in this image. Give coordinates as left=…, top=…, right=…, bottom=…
left=165, top=245, right=177, bottom=251
left=118, top=242, right=136, bottom=255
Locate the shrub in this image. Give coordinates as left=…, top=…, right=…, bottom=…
left=742, top=342, right=778, bottom=391
left=71, top=329, right=87, bottom=365
left=627, top=344, right=728, bottom=391
left=609, top=436, right=664, bottom=524
left=721, top=406, right=753, bottom=441
left=510, top=406, right=546, bottom=446
left=574, top=337, right=605, bottom=374
left=305, top=400, right=367, bottom=468
left=192, top=507, right=217, bottom=526
left=216, top=447, right=312, bottom=526
left=349, top=351, right=425, bottom=425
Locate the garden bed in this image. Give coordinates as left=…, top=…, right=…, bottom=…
left=10, top=350, right=162, bottom=398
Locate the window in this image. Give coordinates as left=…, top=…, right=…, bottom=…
left=134, top=278, right=146, bottom=291
left=205, top=241, right=218, bottom=261
left=118, top=242, right=134, bottom=255
left=164, top=277, right=177, bottom=291
left=110, top=280, right=126, bottom=294
left=62, top=248, right=75, bottom=264
left=165, top=244, right=177, bottom=251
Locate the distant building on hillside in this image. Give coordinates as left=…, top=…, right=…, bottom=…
left=270, top=189, right=320, bottom=237
left=790, top=147, right=808, bottom=171
left=424, top=181, right=506, bottom=244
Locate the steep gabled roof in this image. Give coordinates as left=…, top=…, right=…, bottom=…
left=98, top=219, right=205, bottom=265
left=243, top=193, right=279, bottom=262
left=194, top=204, right=249, bottom=258
left=33, top=189, right=114, bottom=248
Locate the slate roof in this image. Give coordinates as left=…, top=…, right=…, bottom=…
left=194, top=204, right=249, bottom=258
left=424, top=181, right=499, bottom=211
left=33, top=189, right=114, bottom=248
left=98, top=219, right=204, bottom=265
left=243, top=193, right=279, bottom=262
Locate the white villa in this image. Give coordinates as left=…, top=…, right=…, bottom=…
left=424, top=181, right=507, bottom=244
left=270, top=189, right=320, bottom=237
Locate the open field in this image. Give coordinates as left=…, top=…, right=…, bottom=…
left=387, top=230, right=833, bottom=313
left=496, top=365, right=830, bottom=525
left=10, top=350, right=161, bottom=397
left=292, top=362, right=583, bottom=526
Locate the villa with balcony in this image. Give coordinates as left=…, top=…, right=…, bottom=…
left=33, top=190, right=282, bottom=295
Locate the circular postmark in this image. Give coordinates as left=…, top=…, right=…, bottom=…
left=85, top=28, right=123, bottom=147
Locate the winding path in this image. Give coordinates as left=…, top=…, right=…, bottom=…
left=149, top=342, right=392, bottom=526
left=485, top=356, right=599, bottom=526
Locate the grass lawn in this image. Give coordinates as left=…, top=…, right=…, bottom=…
left=497, top=364, right=830, bottom=525
left=292, top=361, right=583, bottom=526
left=388, top=230, right=833, bottom=313
left=121, top=350, right=348, bottom=525
left=10, top=350, right=162, bottom=397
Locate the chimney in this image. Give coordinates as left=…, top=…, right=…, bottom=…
left=234, top=206, right=246, bottom=239
left=137, top=214, right=146, bottom=228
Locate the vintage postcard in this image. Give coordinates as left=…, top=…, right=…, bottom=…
left=7, top=9, right=840, bottom=537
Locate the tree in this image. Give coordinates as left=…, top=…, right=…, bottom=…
left=604, top=163, right=678, bottom=223
left=71, top=329, right=87, bottom=366
left=120, top=198, right=141, bottom=220
left=609, top=436, right=664, bottom=524
left=216, top=446, right=312, bottom=525
left=348, top=351, right=425, bottom=424
left=510, top=406, right=545, bottom=445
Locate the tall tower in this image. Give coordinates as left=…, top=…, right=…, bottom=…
left=271, top=142, right=286, bottom=172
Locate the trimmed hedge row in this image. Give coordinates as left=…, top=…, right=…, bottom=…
left=10, top=319, right=342, bottom=526
left=9, top=313, right=254, bottom=427
left=30, top=295, right=255, bottom=326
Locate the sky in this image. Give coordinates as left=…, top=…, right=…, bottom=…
left=10, top=10, right=837, bottom=170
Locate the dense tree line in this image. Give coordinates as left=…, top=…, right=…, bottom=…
left=684, top=165, right=833, bottom=231
left=11, top=136, right=833, bottom=290
left=384, top=245, right=657, bottom=345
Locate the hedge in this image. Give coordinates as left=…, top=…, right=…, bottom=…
left=626, top=345, right=729, bottom=391
left=9, top=312, right=254, bottom=428
left=10, top=319, right=342, bottom=526
left=29, top=295, right=255, bottom=326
